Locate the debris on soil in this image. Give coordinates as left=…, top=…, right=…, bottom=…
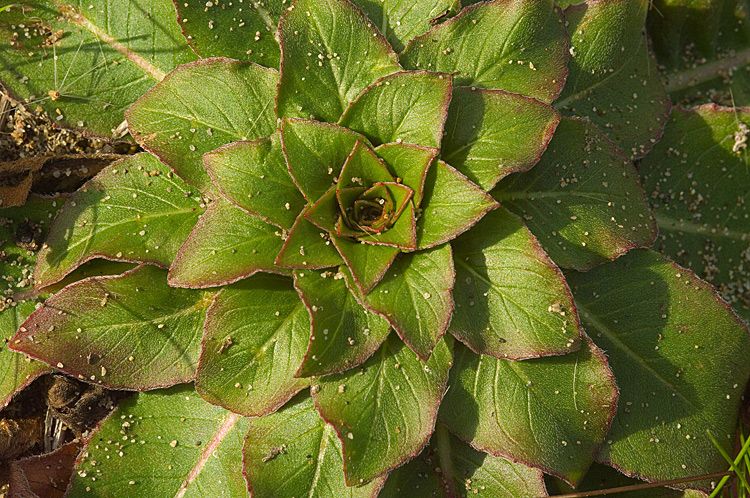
left=1, top=91, right=137, bottom=206
left=0, top=374, right=133, bottom=492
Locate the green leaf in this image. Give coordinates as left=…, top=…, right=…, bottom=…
left=400, top=0, right=569, bottom=103
left=338, top=141, right=395, bottom=188
left=555, top=0, right=670, bottom=159
left=34, top=154, right=205, bottom=288
left=197, top=274, right=310, bottom=417
left=67, top=383, right=252, bottom=497
left=276, top=0, right=402, bottom=123
left=639, top=105, right=750, bottom=324
left=312, top=334, right=452, bottom=485
left=0, top=196, right=63, bottom=406
left=451, top=206, right=581, bottom=359
left=374, top=143, right=438, bottom=206
left=441, top=86, right=561, bottom=191
left=380, top=423, right=547, bottom=498
left=440, top=337, right=618, bottom=486
left=494, top=117, right=656, bottom=270
left=417, top=160, right=499, bottom=250
left=11, top=265, right=213, bottom=390
left=204, top=133, right=306, bottom=230
left=338, top=70, right=452, bottom=148
left=275, top=207, right=345, bottom=269
left=566, top=249, right=750, bottom=491
left=0, top=0, right=197, bottom=137
left=647, top=0, right=750, bottom=106
left=350, top=0, right=459, bottom=53
left=126, top=58, right=278, bottom=192
left=332, top=236, right=400, bottom=294
left=168, top=198, right=288, bottom=289
left=175, top=0, right=284, bottom=68
left=347, top=244, right=454, bottom=359
left=294, top=269, right=391, bottom=376
left=243, top=393, right=385, bottom=498
left=281, top=119, right=369, bottom=202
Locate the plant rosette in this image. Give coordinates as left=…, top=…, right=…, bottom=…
left=1, top=0, right=749, bottom=496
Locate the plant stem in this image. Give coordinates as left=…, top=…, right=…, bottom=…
left=550, top=471, right=732, bottom=498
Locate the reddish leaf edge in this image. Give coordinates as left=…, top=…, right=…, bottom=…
left=418, top=160, right=501, bottom=250
left=343, top=245, right=456, bottom=362
left=449, top=207, right=584, bottom=360
left=194, top=287, right=309, bottom=417
left=399, top=0, right=570, bottom=104
left=338, top=70, right=454, bottom=147
left=593, top=252, right=750, bottom=493
left=125, top=57, right=279, bottom=194
left=274, top=0, right=403, bottom=122
left=167, top=202, right=290, bottom=290
left=12, top=264, right=205, bottom=391
left=203, top=138, right=300, bottom=231
left=310, top=342, right=453, bottom=487
left=32, top=161, right=185, bottom=289
left=292, top=271, right=390, bottom=378
left=444, top=334, right=619, bottom=488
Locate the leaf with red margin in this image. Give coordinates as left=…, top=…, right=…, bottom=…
left=8, top=440, right=81, bottom=498
left=555, top=0, right=670, bottom=159
left=276, top=0, right=402, bottom=123
left=417, top=160, right=499, bottom=250
left=174, top=0, right=284, bottom=68
left=374, top=143, right=437, bottom=206
left=34, top=154, right=205, bottom=288
left=312, top=334, right=452, bottom=485
left=293, top=269, right=391, bottom=377
left=567, top=249, right=750, bottom=492
left=346, top=244, right=454, bottom=359
left=281, top=119, right=370, bottom=202
left=379, top=424, right=547, bottom=498
left=11, top=265, right=213, bottom=390
left=400, top=0, right=569, bottom=103
left=339, top=71, right=452, bottom=148
left=243, top=393, right=385, bottom=498
left=204, top=132, right=306, bottom=230
left=493, top=117, right=657, bottom=270
left=275, top=207, right=345, bottom=269
left=441, top=86, right=561, bottom=191
left=350, top=0, right=459, bottom=53
left=439, top=337, right=618, bottom=487
left=126, top=58, right=277, bottom=193
left=197, top=274, right=310, bottom=417
left=451, top=206, right=581, bottom=359
left=332, top=236, right=400, bottom=294
left=168, top=198, right=288, bottom=289
left=67, top=383, right=252, bottom=496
